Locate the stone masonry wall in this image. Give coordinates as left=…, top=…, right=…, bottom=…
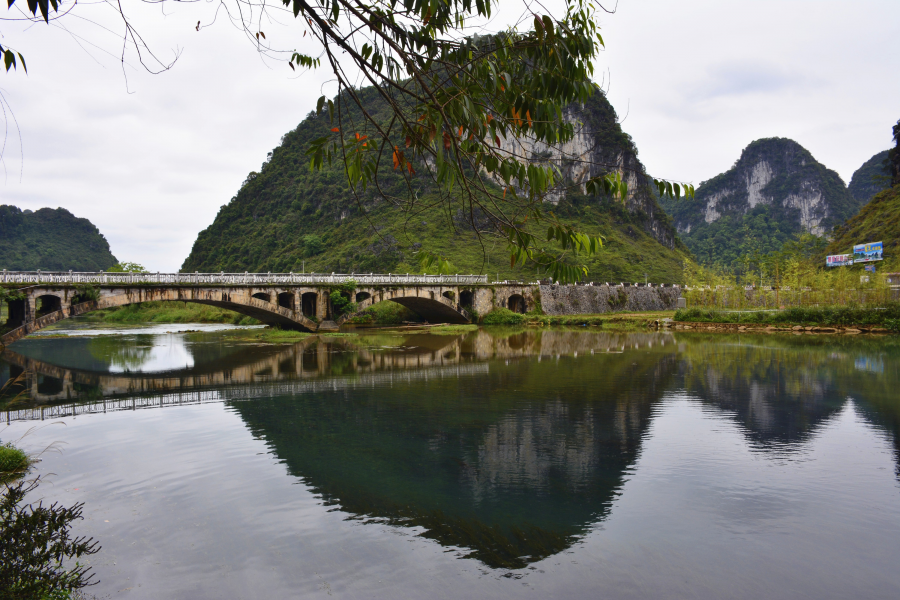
left=539, top=284, right=681, bottom=315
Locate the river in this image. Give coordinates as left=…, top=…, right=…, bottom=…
left=2, top=323, right=899, bottom=599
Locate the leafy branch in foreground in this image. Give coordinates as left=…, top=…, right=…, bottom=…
left=1, top=477, right=101, bottom=598
left=291, top=0, right=694, bottom=280
left=3, top=0, right=694, bottom=281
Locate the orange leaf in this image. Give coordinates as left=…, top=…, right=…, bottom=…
left=405, top=136, right=412, bottom=148
left=526, top=110, right=532, bottom=128
left=355, top=133, right=360, bottom=140
left=443, top=131, right=452, bottom=150
left=503, top=187, right=507, bottom=198
left=407, top=163, right=415, bottom=175
left=487, top=114, right=493, bottom=123
left=331, top=127, right=340, bottom=133
left=494, top=135, right=501, bottom=147
left=458, top=125, right=464, bottom=137
left=392, top=146, right=400, bottom=169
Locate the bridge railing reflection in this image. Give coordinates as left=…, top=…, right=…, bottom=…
left=1, top=330, right=678, bottom=421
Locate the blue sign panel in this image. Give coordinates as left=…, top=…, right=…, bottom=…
left=853, top=241, right=883, bottom=263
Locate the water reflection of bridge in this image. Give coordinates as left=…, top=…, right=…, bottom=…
left=1, top=364, right=490, bottom=423
left=2, top=330, right=677, bottom=420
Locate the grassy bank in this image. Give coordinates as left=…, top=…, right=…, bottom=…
left=675, top=305, right=900, bottom=331
left=84, top=301, right=259, bottom=325
left=480, top=307, right=673, bottom=329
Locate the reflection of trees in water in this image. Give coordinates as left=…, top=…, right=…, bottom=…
left=88, top=335, right=154, bottom=371
left=677, top=333, right=900, bottom=474
left=230, top=343, right=678, bottom=569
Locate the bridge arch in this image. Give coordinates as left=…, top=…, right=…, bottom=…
left=1, top=287, right=322, bottom=345
left=35, top=294, right=63, bottom=318
left=277, top=292, right=294, bottom=310
left=459, top=290, right=474, bottom=309
left=344, top=286, right=471, bottom=325
left=301, top=292, right=318, bottom=318
left=508, top=294, right=527, bottom=314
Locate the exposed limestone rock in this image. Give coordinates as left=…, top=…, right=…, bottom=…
left=493, top=98, right=678, bottom=250
left=659, top=138, right=861, bottom=268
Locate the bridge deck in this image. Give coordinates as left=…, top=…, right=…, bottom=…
left=1, top=271, right=493, bottom=286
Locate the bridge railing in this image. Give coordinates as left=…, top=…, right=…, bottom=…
left=0, top=271, right=489, bottom=286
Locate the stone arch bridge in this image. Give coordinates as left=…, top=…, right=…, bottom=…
left=0, top=272, right=542, bottom=345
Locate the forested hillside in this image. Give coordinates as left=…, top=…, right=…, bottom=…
left=0, top=206, right=118, bottom=271
left=848, top=150, right=891, bottom=205
left=824, top=185, right=900, bottom=259
left=182, top=86, right=689, bottom=283
left=659, top=138, right=859, bottom=272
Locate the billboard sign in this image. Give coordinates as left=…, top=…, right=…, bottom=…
left=865, top=264, right=877, bottom=273
left=853, top=241, right=883, bottom=263
left=826, top=254, right=853, bottom=267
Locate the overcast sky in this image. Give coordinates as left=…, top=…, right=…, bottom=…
left=1, top=0, right=898, bottom=271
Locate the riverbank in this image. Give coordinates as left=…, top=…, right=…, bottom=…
left=674, top=306, right=900, bottom=333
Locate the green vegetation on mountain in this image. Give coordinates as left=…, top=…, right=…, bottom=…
left=825, top=185, right=900, bottom=259
left=182, top=86, right=688, bottom=283
left=0, top=205, right=117, bottom=271
left=659, top=138, right=858, bottom=275
left=848, top=150, right=891, bottom=204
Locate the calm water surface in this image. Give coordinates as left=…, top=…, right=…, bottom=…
left=2, top=325, right=899, bottom=599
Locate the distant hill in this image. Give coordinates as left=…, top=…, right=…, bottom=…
left=182, top=86, right=689, bottom=283
left=659, top=138, right=860, bottom=270
left=848, top=150, right=891, bottom=205
left=0, top=206, right=118, bottom=271
left=824, top=185, right=899, bottom=260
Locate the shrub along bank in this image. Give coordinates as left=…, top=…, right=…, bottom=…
left=83, top=301, right=259, bottom=325
left=675, top=305, right=900, bottom=332
left=480, top=307, right=673, bottom=329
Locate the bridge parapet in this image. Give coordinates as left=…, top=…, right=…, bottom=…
left=0, top=271, right=489, bottom=286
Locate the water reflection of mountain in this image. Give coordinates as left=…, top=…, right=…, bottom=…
left=229, top=336, right=681, bottom=569
left=3, top=330, right=899, bottom=569
left=677, top=333, right=900, bottom=476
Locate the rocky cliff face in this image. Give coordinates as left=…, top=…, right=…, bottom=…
left=494, top=100, right=676, bottom=249
left=658, top=138, right=861, bottom=270
left=672, top=138, right=855, bottom=236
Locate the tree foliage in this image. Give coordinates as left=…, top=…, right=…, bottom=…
left=1, top=478, right=101, bottom=599
left=0, top=206, right=118, bottom=272
left=106, top=262, right=149, bottom=273
left=4, top=0, right=692, bottom=282
left=285, top=0, right=692, bottom=280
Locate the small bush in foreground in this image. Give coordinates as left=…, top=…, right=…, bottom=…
left=0, top=444, right=30, bottom=485
left=1, top=478, right=100, bottom=599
